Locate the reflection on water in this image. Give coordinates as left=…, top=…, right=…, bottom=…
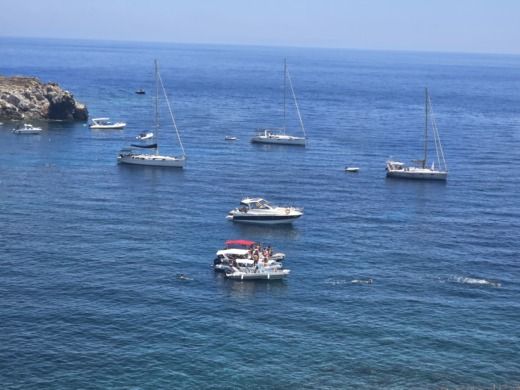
left=214, top=272, right=289, bottom=298
left=232, top=222, right=301, bottom=241
left=117, top=163, right=186, bottom=187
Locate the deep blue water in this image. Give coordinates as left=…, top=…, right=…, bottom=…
left=1, top=37, right=520, bottom=389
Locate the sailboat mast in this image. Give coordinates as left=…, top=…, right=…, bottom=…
left=154, top=59, right=160, bottom=154
left=283, top=58, right=287, bottom=134
left=287, top=69, right=307, bottom=139
left=423, top=87, right=428, bottom=168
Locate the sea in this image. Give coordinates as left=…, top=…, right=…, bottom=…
left=1, top=37, right=519, bottom=389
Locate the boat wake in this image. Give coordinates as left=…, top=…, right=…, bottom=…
left=325, top=278, right=373, bottom=286
left=450, top=276, right=501, bottom=288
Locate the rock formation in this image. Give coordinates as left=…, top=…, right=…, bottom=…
left=0, top=76, right=88, bottom=121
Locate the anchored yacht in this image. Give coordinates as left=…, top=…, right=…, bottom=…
left=251, top=129, right=305, bottom=146
left=117, top=60, right=186, bottom=168
left=89, top=118, right=126, bottom=129
left=386, top=88, right=448, bottom=181
left=226, top=198, right=303, bottom=224
left=251, top=59, right=307, bottom=146
left=12, top=124, right=42, bottom=134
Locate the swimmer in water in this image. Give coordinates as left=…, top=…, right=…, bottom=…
left=351, top=278, right=373, bottom=284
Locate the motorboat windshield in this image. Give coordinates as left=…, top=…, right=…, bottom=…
left=240, top=198, right=272, bottom=210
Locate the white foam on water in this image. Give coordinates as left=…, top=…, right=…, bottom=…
left=452, top=276, right=501, bottom=288
left=325, top=278, right=374, bottom=286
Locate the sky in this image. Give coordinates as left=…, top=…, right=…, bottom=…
left=1, top=0, right=519, bottom=54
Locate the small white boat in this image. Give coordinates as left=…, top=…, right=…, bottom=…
left=12, top=124, right=42, bottom=134
left=345, top=167, right=359, bottom=173
left=386, top=88, right=448, bottom=181
left=225, top=136, right=238, bottom=141
left=251, top=59, right=307, bottom=147
left=118, top=60, right=186, bottom=168
left=136, top=131, right=154, bottom=140
left=89, top=118, right=126, bottom=129
left=227, top=198, right=303, bottom=224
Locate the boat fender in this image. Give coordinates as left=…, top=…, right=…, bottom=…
left=285, top=208, right=290, bottom=215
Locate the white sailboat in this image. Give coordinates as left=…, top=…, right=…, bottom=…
left=386, top=88, right=448, bottom=181
left=251, top=59, right=307, bottom=146
left=118, top=60, right=186, bottom=168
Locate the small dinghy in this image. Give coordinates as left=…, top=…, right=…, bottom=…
left=135, top=89, right=146, bottom=95
left=136, top=131, right=154, bottom=140
left=345, top=167, right=359, bottom=173
left=225, top=136, right=238, bottom=141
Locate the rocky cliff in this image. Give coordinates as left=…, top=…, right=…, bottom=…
left=0, top=76, right=88, bottom=121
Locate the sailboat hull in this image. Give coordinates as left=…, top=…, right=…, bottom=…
left=386, top=168, right=447, bottom=181
left=118, top=154, right=185, bottom=168
left=251, top=135, right=306, bottom=146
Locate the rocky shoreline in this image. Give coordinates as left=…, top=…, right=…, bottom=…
left=0, top=76, right=88, bottom=121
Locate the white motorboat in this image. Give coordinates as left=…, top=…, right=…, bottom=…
left=227, top=198, right=303, bottom=224
left=345, top=167, right=360, bottom=173
left=251, top=59, right=307, bottom=146
left=118, top=60, right=186, bottom=168
left=89, top=118, right=126, bottom=129
left=136, top=131, right=154, bottom=140
left=213, top=239, right=285, bottom=272
left=386, top=88, right=448, bottom=181
left=12, top=124, right=42, bottom=134
left=225, top=136, right=238, bottom=141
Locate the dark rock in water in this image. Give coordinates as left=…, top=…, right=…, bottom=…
left=0, top=76, right=88, bottom=121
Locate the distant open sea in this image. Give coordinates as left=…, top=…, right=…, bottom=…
left=1, top=37, right=519, bottom=389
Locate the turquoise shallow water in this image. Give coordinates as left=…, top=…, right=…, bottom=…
left=1, top=38, right=520, bottom=389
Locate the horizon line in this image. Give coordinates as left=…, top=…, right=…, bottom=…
left=2, top=34, right=520, bottom=58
